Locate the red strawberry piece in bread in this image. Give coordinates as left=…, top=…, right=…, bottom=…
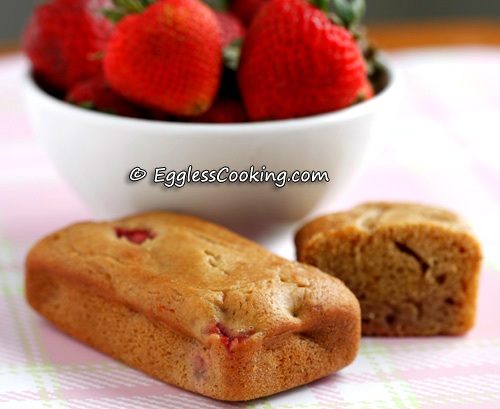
left=231, top=0, right=268, bottom=26
left=104, top=0, right=222, bottom=117
left=115, top=227, right=156, bottom=244
left=66, top=75, right=143, bottom=117
left=216, top=12, right=245, bottom=47
left=208, top=323, right=253, bottom=352
left=23, top=0, right=113, bottom=92
left=238, top=0, right=367, bottom=121
left=195, top=99, right=247, bottom=123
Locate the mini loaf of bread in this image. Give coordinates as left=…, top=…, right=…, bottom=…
left=26, top=212, right=360, bottom=401
left=296, top=202, right=482, bottom=336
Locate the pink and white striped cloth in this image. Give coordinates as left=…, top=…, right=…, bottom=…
left=1, top=47, right=500, bottom=408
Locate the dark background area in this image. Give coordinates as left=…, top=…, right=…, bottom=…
left=366, top=0, right=500, bottom=23
left=1, top=0, right=500, bottom=42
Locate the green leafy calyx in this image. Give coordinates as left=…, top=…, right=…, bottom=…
left=203, top=0, right=230, bottom=12
left=223, top=38, right=243, bottom=71
left=312, top=0, right=366, bottom=30
left=103, top=0, right=156, bottom=23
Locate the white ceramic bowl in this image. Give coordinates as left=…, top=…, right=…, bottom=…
left=24, top=63, right=396, bottom=235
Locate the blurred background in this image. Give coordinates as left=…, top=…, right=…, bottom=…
left=0, top=0, right=500, bottom=46
left=1, top=0, right=500, bottom=48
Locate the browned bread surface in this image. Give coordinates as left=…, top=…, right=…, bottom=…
left=296, top=202, right=482, bottom=336
left=26, top=212, right=360, bottom=401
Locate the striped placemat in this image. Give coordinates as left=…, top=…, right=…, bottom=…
left=1, top=48, right=500, bottom=408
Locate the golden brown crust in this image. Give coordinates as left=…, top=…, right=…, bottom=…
left=26, top=212, right=360, bottom=401
left=296, top=202, right=483, bottom=336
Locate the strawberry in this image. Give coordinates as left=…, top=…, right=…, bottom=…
left=238, top=0, right=367, bottom=121
left=104, top=0, right=222, bottom=116
left=195, top=99, right=247, bottom=123
left=66, top=75, right=143, bottom=117
left=230, top=0, right=268, bottom=26
left=216, top=12, right=245, bottom=47
left=23, top=0, right=113, bottom=92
